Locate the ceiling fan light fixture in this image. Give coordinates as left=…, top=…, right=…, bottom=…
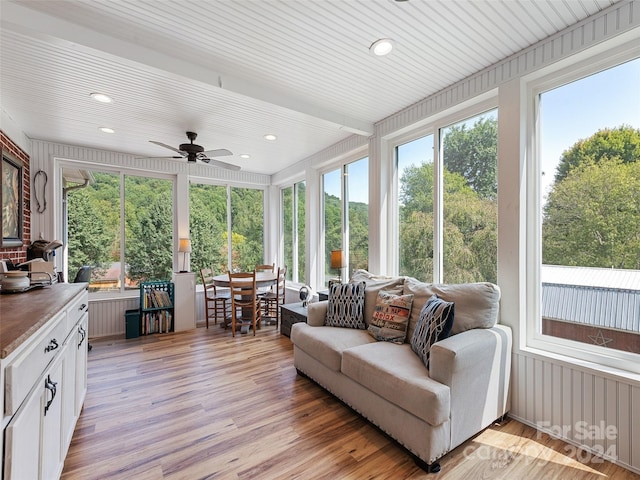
left=263, top=134, right=277, bottom=141
left=99, top=127, right=115, bottom=134
left=369, top=38, right=394, bottom=56
left=90, top=92, right=113, bottom=103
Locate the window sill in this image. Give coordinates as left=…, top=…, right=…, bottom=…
left=88, top=290, right=139, bottom=302
left=518, top=345, right=640, bottom=385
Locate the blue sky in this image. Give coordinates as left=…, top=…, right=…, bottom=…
left=324, top=57, right=640, bottom=206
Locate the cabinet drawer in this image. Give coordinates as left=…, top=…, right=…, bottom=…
left=4, top=313, right=67, bottom=415
left=66, top=291, right=89, bottom=332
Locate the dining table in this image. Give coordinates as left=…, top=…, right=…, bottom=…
left=212, top=271, right=278, bottom=289
left=212, top=271, right=278, bottom=333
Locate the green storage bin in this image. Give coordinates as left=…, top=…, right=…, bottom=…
left=125, top=309, right=140, bottom=339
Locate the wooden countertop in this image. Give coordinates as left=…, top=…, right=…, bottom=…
left=0, top=283, right=87, bottom=359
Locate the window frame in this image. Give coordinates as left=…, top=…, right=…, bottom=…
left=280, top=179, right=306, bottom=284
left=387, top=97, right=498, bottom=282
left=525, top=43, right=640, bottom=374
left=318, top=150, right=369, bottom=286
left=188, top=177, right=267, bottom=274
left=57, top=159, right=177, bottom=299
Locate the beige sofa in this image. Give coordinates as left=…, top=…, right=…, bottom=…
left=290, top=271, right=512, bottom=472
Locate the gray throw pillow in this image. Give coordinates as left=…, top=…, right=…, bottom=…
left=325, top=281, right=366, bottom=329
left=411, top=295, right=455, bottom=368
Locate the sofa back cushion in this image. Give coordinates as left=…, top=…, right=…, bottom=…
left=403, top=277, right=500, bottom=337
left=325, top=281, right=367, bottom=329
left=350, top=269, right=405, bottom=326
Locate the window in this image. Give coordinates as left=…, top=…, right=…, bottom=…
left=530, top=55, right=640, bottom=370
left=441, top=110, right=498, bottom=284
left=67, top=170, right=174, bottom=292
left=282, top=181, right=306, bottom=283
left=397, top=134, right=435, bottom=281
left=322, top=156, right=369, bottom=285
left=395, top=109, right=497, bottom=284
left=189, top=183, right=228, bottom=276
left=189, top=183, right=265, bottom=278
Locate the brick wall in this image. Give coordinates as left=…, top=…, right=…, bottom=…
left=1, top=130, right=30, bottom=266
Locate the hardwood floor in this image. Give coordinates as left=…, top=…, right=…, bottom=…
left=62, top=324, right=636, bottom=479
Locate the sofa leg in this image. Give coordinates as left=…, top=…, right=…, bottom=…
left=296, top=368, right=309, bottom=379
left=414, top=456, right=441, bottom=474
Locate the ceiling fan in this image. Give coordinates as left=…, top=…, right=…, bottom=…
left=149, top=131, right=240, bottom=171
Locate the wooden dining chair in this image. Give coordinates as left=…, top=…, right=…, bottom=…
left=260, top=265, right=286, bottom=328
left=200, top=267, right=231, bottom=329
left=228, top=270, right=262, bottom=337
left=255, top=263, right=275, bottom=297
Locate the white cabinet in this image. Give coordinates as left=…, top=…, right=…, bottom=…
left=1, top=286, right=89, bottom=480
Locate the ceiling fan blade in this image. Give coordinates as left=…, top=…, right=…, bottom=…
left=201, top=157, right=241, bottom=171
left=149, top=140, right=185, bottom=156
left=202, top=148, right=232, bottom=157
left=136, top=155, right=184, bottom=159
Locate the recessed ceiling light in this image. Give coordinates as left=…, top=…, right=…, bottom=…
left=99, top=127, right=115, bottom=134
left=369, top=38, right=394, bottom=56
left=263, top=134, right=277, bottom=141
left=239, top=154, right=251, bottom=159
left=90, top=92, right=113, bottom=103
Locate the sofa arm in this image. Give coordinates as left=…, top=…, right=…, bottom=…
left=429, top=324, right=512, bottom=449
left=306, top=300, right=328, bottom=326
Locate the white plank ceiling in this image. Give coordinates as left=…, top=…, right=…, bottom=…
left=0, top=0, right=622, bottom=175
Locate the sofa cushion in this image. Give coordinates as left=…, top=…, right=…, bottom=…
left=325, top=281, right=366, bottom=329
left=350, top=269, right=405, bottom=325
left=291, top=324, right=375, bottom=371
left=403, top=277, right=500, bottom=336
left=368, top=291, right=414, bottom=344
left=341, top=342, right=450, bottom=426
left=411, top=295, right=455, bottom=368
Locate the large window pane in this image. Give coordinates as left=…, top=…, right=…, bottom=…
left=189, top=183, right=228, bottom=278
left=230, top=187, right=264, bottom=271
left=67, top=171, right=174, bottom=292
left=124, top=175, right=173, bottom=288
left=397, top=135, right=434, bottom=281
left=538, top=58, right=640, bottom=356
left=282, top=186, right=294, bottom=281
left=323, top=169, right=342, bottom=285
left=296, top=181, right=306, bottom=283
left=282, top=181, right=307, bottom=283
left=441, top=110, right=498, bottom=284
left=67, top=171, right=120, bottom=292
left=347, top=158, right=368, bottom=274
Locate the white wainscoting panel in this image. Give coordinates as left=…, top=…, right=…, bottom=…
left=88, top=297, right=139, bottom=338
left=510, top=351, right=640, bottom=474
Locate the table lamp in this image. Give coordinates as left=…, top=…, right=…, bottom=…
left=178, top=238, right=192, bottom=273
left=330, top=249, right=346, bottom=284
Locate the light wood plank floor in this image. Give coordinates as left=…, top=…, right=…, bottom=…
left=62, top=323, right=637, bottom=479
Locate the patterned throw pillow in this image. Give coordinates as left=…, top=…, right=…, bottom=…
left=325, top=281, right=366, bottom=329
left=411, top=295, right=455, bottom=368
left=368, top=291, right=414, bottom=344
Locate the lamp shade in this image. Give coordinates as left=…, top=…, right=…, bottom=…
left=330, top=250, right=346, bottom=269
left=178, top=238, right=192, bottom=253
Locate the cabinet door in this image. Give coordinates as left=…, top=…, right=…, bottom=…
left=3, top=378, right=42, bottom=480
left=41, top=359, right=64, bottom=480
left=75, top=314, right=89, bottom=415
left=61, top=330, right=78, bottom=457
